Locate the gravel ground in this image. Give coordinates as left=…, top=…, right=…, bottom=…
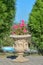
left=0, top=56, right=43, bottom=65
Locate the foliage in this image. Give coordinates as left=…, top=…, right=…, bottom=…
left=28, top=0, right=43, bottom=54
left=0, top=0, right=16, bottom=46
left=12, top=20, right=28, bottom=35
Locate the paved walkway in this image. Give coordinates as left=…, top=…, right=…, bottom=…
left=0, top=56, right=43, bottom=65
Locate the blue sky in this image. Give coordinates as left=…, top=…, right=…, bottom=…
left=14, top=0, right=36, bottom=23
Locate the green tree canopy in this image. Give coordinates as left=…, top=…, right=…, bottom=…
left=0, top=0, right=16, bottom=46
left=28, top=0, right=43, bottom=53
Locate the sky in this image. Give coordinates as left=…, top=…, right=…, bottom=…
left=14, top=0, right=36, bottom=23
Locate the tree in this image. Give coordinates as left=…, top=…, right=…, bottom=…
left=0, top=0, right=16, bottom=46
left=28, top=0, right=43, bottom=54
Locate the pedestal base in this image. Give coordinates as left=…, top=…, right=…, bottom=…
left=13, top=56, right=29, bottom=62
left=12, top=53, right=29, bottom=62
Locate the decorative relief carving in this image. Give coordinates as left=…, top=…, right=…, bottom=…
left=14, top=39, right=29, bottom=52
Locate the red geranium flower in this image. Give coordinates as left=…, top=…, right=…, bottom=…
left=12, top=20, right=28, bottom=35
left=11, top=32, right=16, bottom=35
left=12, top=25, right=18, bottom=29
left=20, top=20, right=26, bottom=28
left=23, top=29, right=27, bottom=33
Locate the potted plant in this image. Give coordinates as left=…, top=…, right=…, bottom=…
left=10, top=20, right=31, bottom=62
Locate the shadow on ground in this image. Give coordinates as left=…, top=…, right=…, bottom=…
left=7, top=55, right=17, bottom=59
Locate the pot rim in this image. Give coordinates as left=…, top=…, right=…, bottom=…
left=10, top=34, right=31, bottom=39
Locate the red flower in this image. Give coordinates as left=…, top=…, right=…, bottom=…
left=21, top=20, right=24, bottom=24
left=23, top=29, right=27, bottom=33
left=12, top=25, right=18, bottom=29
left=20, top=23, right=24, bottom=28
left=20, top=20, right=26, bottom=28
left=11, top=32, right=16, bottom=35
left=11, top=20, right=28, bottom=35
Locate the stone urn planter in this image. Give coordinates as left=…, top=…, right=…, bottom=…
left=10, top=34, right=31, bottom=62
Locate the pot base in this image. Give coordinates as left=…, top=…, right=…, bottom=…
left=12, top=52, right=29, bottom=62
left=12, top=56, right=29, bottom=62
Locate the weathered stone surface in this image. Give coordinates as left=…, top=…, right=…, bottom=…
left=0, top=56, right=43, bottom=65
left=10, top=34, right=31, bottom=62
left=13, top=39, right=29, bottom=62
left=14, top=39, right=29, bottom=52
